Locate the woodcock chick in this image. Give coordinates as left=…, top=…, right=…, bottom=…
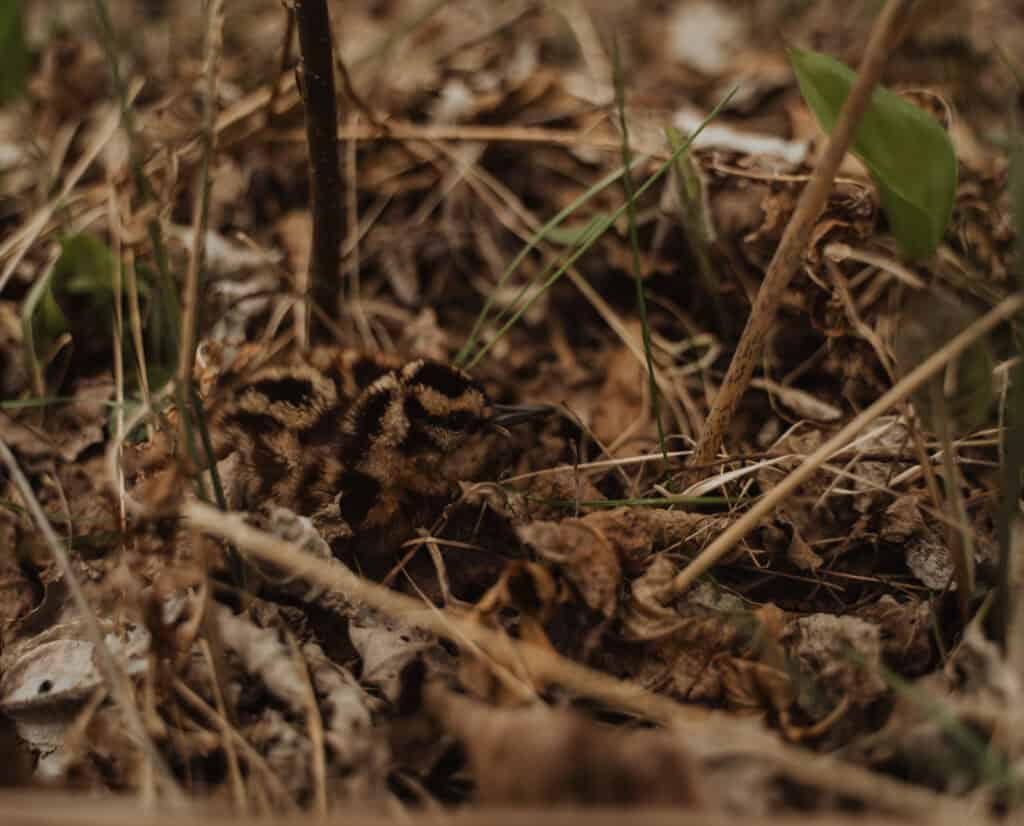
left=187, top=346, right=547, bottom=570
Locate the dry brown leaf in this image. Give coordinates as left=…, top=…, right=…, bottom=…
left=517, top=518, right=621, bottom=621
left=849, top=626, right=1024, bottom=790
left=461, top=561, right=563, bottom=702
left=0, top=622, right=150, bottom=782
left=28, top=32, right=108, bottom=125
left=590, top=343, right=647, bottom=447
left=718, top=655, right=795, bottom=719
left=583, top=507, right=705, bottom=569
left=880, top=493, right=925, bottom=543
left=784, top=520, right=824, bottom=572
left=620, top=555, right=689, bottom=641
left=2, top=374, right=113, bottom=467
left=0, top=506, right=38, bottom=641
left=855, top=595, right=933, bottom=676
left=349, top=608, right=435, bottom=705
left=304, top=641, right=389, bottom=801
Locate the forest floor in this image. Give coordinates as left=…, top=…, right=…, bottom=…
left=1, top=1, right=1023, bottom=823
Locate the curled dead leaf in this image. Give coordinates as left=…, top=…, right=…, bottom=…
left=784, top=520, right=823, bottom=572
left=718, top=655, right=795, bottom=720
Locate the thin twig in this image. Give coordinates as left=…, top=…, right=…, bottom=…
left=335, top=49, right=385, bottom=132
left=91, top=1, right=180, bottom=349
left=173, top=676, right=296, bottom=809
left=689, top=0, right=918, bottom=469
left=264, top=3, right=295, bottom=129
left=177, top=0, right=225, bottom=509
left=178, top=0, right=223, bottom=397
left=198, top=640, right=246, bottom=812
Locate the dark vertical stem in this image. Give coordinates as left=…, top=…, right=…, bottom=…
left=293, top=0, right=344, bottom=334
left=993, top=139, right=1024, bottom=649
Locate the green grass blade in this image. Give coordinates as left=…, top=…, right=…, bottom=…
left=664, top=125, right=728, bottom=333
left=462, top=85, right=738, bottom=371
left=454, top=162, right=644, bottom=368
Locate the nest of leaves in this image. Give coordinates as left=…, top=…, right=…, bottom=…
left=1, top=0, right=1022, bottom=819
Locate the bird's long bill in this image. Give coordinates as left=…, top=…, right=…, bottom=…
left=488, top=403, right=555, bottom=428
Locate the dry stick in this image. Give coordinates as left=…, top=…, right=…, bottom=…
left=278, top=122, right=650, bottom=155
left=184, top=501, right=959, bottom=818
left=178, top=0, right=223, bottom=440
left=0, top=440, right=187, bottom=805
left=667, top=291, right=1024, bottom=596
left=178, top=0, right=222, bottom=377
left=289, top=635, right=327, bottom=816
left=932, top=386, right=977, bottom=624
left=197, top=640, right=246, bottom=813
left=689, top=0, right=917, bottom=469
left=293, top=0, right=345, bottom=334
left=172, top=677, right=296, bottom=810
left=264, top=4, right=295, bottom=129
left=336, top=49, right=385, bottom=132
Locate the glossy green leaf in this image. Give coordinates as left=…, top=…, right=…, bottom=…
left=790, top=46, right=957, bottom=260
left=0, top=1, right=29, bottom=103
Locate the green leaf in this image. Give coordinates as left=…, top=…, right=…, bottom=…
left=789, top=46, right=957, bottom=260
left=53, top=234, right=119, bottom=299
left=0, top=1, right=29, bottom=104
left=29, top=234, right=119, bottom=356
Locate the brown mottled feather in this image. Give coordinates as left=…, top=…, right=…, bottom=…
left=198, top=348, right=493, bottom=562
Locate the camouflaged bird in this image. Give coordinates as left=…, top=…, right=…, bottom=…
left=182, top=346, right=545, bottom=568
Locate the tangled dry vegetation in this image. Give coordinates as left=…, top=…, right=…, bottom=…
left=1, top=1, right=1023, bottom=823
